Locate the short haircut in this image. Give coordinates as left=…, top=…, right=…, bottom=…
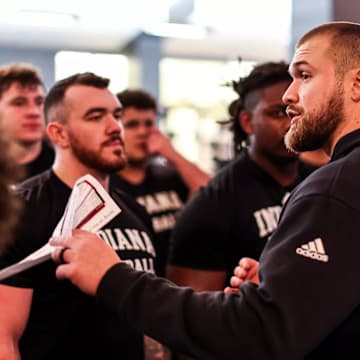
left=227, top=61, right=291, bottom=155
left=297, top=21, right=360, bottom=78
left=0, top=63, right=44, bottom=99
left=44, top=72, right=110, bottom=123
left=116, top=89, right=157, bottom=112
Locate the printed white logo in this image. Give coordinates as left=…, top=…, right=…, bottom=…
left=296, top=238, right=329, bottom=262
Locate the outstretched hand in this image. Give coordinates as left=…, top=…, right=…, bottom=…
left=50, top=229, right=120, bottom=296
left=224, top=257, right=259, bottom=294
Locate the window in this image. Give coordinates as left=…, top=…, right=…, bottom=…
left=55, top=51, right=128, bottom=94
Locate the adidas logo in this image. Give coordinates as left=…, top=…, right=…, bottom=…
left=296, top=238, right=329, bottom=262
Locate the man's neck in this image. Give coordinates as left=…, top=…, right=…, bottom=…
left=17, top=141, right=42, bottom=165
left=249, top=150, right=300, bottom=187
left=118, top=162, right=147, bottom=185
left=52, top=155, right=109, bottom=191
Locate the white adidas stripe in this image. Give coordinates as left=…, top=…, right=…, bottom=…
left=296, top=238, right=329, bottom=262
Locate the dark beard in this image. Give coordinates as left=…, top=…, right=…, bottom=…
left=68, top=133, right=126, bottom=174
left=285, top=89, right=344, bottom=152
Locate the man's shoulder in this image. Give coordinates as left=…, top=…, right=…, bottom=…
left=15, top=170, right=53, bottom=201
left=111, top=187, right=153, bottom=227
left=292, top=152, right=360, bottom=206
left=147, top=161, right=182, bottom=181
left=147, top=162, right=189, bottom=196
left=16, top=170, right=70, bottom=206
left=205, top=153, right=252, bottom=192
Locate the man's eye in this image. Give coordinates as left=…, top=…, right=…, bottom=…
left=12, top=99, right=26, bottom=106
left=123, top=121, right=140, bottom=129
left=88, top=115, right=102, bottom=121
left=265, top=107, right=287, bottom=119
left=35, top=98, right=45, bottom=106
left=114, top=113, right=122, bottom=121
left=301, top=72, right=310, bottom=80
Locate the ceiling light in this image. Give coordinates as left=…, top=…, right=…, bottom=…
left=143, top=22, right=208, bottom=39
left=12, top=9, right=79, bottom=27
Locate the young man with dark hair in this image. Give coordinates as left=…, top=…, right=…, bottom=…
left=51, top=21, right=360, bottom=359
left=0, top=63, right=54, bottom=179
left=111, top=89, right=210, bottom=277
left=0, top=73, right=156, bottom=359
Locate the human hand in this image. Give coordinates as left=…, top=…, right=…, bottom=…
left=224, top=257, right=259, bottom=294
left=50, top=229, right=120, bottom=296
left=146, top=128, right=176, bottom=159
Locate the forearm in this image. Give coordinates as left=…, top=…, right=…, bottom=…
left=96, top=264, right=272, bottom=359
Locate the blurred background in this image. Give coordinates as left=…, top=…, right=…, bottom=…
left=1, top=0, right=358, bottom=173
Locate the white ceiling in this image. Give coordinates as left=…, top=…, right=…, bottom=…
left=0, top=0, right=293, bottom=62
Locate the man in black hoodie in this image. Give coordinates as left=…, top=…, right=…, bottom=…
left=51, top=21, right=360, bottom=359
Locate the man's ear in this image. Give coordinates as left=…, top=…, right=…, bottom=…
left=350, top=69, right=360, bottom=102
left=46, top=122, right=69, bottom=148
left=239, top=111, right=253, bottom=135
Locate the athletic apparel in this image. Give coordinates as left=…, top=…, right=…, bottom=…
left=168, top=149, right=313, bottom=283
left=110, top=162, right=188, bottom=276
left=24, top=140, right=55, bottom=179
left=0, top=170, right=156, bottom=360
left=95, top=129, right=360, bottom=359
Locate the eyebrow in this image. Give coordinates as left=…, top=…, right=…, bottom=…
left=292, top=60, right=310, bottom=67
left=290, top=60, right=315, bottom=71
left=83, top=106, right=122, bottom=117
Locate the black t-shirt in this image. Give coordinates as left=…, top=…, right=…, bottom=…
left=0, top=170, right=156, bottom=360
left=24, top=140, right=55, bottom=179
left=110, top=162, right=188, bottom=276
left=168, top=150, right=314, bottom=283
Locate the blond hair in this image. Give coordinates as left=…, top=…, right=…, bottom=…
left=297, top=21, right=360, bottom=77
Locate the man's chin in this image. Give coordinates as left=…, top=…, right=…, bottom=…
left=18, top=137, right=44, bottom=147
left=102, top=160, right=127, bottom=173
left=127, top=157, right=147, bottom=167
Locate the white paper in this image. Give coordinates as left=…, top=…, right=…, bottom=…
left=0, top=174, right=121, bottom=281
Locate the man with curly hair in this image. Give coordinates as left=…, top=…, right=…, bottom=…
left=166, top=61, right=314, bottom=295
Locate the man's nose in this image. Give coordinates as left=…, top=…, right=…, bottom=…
left=282, top=82, right=298, bottom=105
left=107, top=114, right=123, bottom=133
left=27, top=102, right=43, bottom=116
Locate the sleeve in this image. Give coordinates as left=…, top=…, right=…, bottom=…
left=96, top=194, right=360, bottom=359
left=167, top=184, right=233, bottom=270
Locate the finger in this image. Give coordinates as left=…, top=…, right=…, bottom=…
left=234, top=267, right=247, bottom=279
left=52, top=246, right=70, bottom=265
left=230, top=276, right=243, bottom=288
left=224, top=286, right=240, bottom=294
left=233, top=266, right=241, bottom=276
left=59, top=248, right=70, bottom=264
left=55, top=263, right=71, bottom=281
left=239, top=257, right=252, bottom=270
left=49, top=235, right=68, bottom=247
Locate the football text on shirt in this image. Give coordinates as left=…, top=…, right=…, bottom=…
left=253, top=205, right=282, bottom=238
left=137, top=191, right=184, bottom=233
left=97, top=227, right=156, bottom=273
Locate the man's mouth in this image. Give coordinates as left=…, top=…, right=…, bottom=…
left=103, top=137, right=124, bottom=147
left=23, top=122, right=42, bottom=129
left=286, top=108, right=301, bottom=125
